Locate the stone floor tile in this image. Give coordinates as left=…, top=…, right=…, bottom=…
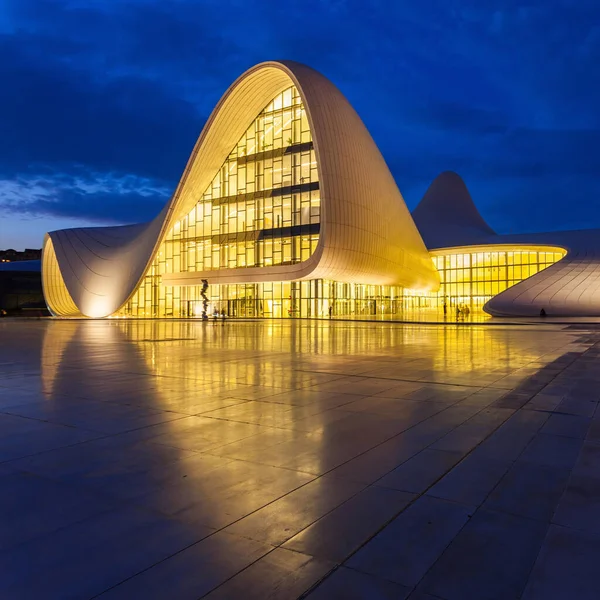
left=328, top=406, right=482, bottom=485
left=430, top=408, right=514, bottom=454
left=341, top=396, right=448, bottom=421
left=553, top=474, right=600, bottom=533
left=133, top=460, right=314, bottom=528
left=6, top=435, right=201, bottom=489
left=518, top=433, right=583, bottom=469
left=143, top=416, right=271, bottom=453
left=91, top=452, right=237, bottom=501
left=419, top=509, right=548, bottom=600
left=307, top=566, right=411, bottom=600
left=369, top=381, right=427, bottom=399
left=427, top=453, right=512, bottom=506
left=586, top=418, right=600, bottom=442
left=96, top=531, right=272, bottom=600
left=522, top=525, right=600, bottom=600
left=326, top=437, right=427, bottom=485
left=541, top=413, right=591, bottom=439
left=204, top=548, right=334, bottom=599
left=282, top=486, right=415, bottom=562
left=0, top=421, right=103, bottom=462
left=484, top=462, right=571, bottom=521
left=1, top=398, right=182, bottom=434
left=377, top=448, right=463, bottom=493
left=406, top=592, right=442, bottom=600
left=475, top=410, right=550, bottom=461
left=571, top=440, right=600, bottom=478
left=523, top=393, right=563, bottom=412
left=0, top=471, right=118, bottom=552
left=225, top=474, right=365, bottom=545
left=492, top=391, right=533, bottom=409
left=0, top=504, right=212, bottom=599
left=556, top=397, right=597, bottom=417
left=347, top=495, right=473, bottom=587
left=458, top=387, right=506, bottom=407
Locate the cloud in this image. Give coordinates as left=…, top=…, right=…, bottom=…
left=0, top=169, right=170, bottom=223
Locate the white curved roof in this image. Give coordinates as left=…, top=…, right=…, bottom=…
left=42, top=61, right=439, bottom=318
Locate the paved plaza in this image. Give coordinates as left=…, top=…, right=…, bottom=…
left=1, top=318, right=599, bottom=599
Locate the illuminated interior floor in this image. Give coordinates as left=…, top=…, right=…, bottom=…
left=1, top=319, right=599, bottom=599
left=331, top=306, right=495, bottom=323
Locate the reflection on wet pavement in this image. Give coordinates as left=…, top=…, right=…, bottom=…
left=1, top=319, right=599, bottom=599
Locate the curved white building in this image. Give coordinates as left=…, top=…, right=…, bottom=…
left=42, top=62, right=600, bottom=319
left=43, top=60, right=438, bottom=319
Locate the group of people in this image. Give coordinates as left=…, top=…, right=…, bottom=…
left=212, top=310, right=227, bottom=323
left=442, top=302, right=471, bottom=320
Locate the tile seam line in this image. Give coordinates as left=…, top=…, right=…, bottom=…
left=296, top=369, right=487, bottom=389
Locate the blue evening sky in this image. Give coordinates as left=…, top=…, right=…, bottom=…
left=1, top=0, right=599, bottom=249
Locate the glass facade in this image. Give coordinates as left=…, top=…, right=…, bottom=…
left=404, top=247, right=567, bottom=313
left=115, top=88, right=567, bottom=321
left=182, top=280, right=404, bottom=320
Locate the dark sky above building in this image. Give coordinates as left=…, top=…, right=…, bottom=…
left=1, top=0, right=599, bottom=249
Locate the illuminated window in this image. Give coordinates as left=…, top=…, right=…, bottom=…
left=420, top=246, right=567, bottom=312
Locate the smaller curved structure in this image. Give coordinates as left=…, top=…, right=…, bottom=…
left=483, top=229, right=600, bottom=317
left=42, top=208, right=166, bottom=317
left=412, top=171, right=496, bottom=248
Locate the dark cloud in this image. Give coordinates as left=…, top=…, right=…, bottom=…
left=17, top=188, right=167, bottom=224
left=0, top=170, right=169, bottom=224
left=1, top=0, right=600, bottom=248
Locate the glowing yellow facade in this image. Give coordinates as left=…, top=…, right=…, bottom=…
left=404, top=246, right=567, bottom=312
left=41, top=237, right=79, bottom=317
